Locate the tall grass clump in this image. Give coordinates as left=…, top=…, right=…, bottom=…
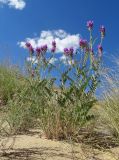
left=99, top=57, right=119, bottom=138
left=5, top=21, right=106, bottom=138
left=0, top=64, right=23, bottom=104
left=0, top=64, right=25, bottom=135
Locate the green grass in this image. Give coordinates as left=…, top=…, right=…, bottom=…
left=0, top=64, right=23, bottom=104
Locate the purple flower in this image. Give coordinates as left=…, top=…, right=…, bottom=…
left=51, top=40, right=56, bottom=53
left=64, top=48, right=69, bottom=56
left=29, top=46, right=34, bottom=54
left=25, top=42, right=31, bottom=48
left=52, top=41, right=56, bottom=47
left=69, top=47, right=74, bottom=57
left=41, top=44, right=48, bottom=52
left=100, top=25, right=105, bottom=37
left=64, top=47, right=74, bottom=57
left=79, top=39, right=88, bottom=49
left=98, top=44, right=103, bottom=56
left=36, top=47, right=41, bottom=57
left=25, top=42, right=34, bottom=54
left=87, top=20, right=94, bottom=30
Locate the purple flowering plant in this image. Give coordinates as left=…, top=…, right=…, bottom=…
left=21, top=20, right=106, bottom=138
left=3, top=20, right=106, bottom=138
left=25, top=20, right=105, bottom=97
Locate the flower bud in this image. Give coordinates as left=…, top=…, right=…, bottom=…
left=100, top=25, right=105, bottom=38
left=41, top=44, right=48, bottom=52
left=64, top=48, right=69, bottom=56
left=98, top=44, right=103, bottom=56
left=79, top=39, right=88, bottom=49
left=25, top=42, right=31, bottom=48
left=52, top=41, right=56, bottom=48
left=87, top=20, right=94, bottom=30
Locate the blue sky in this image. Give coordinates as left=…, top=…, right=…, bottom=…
left=0, top=0, right=119, bottom=67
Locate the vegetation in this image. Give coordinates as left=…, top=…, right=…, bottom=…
left=0, top=21, right=119, bottom=147
left=99, top=59, right=119, bottom=138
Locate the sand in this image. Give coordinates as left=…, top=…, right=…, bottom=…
left=0, top=130, right=119, bottom=160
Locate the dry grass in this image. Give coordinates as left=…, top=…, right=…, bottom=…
left=1, top=57, right=119, bottom=159
left=97, top=57, right=119, bottom=138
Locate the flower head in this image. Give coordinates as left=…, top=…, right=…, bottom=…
left=98, top=44, right=103, bottom=56
left=29, top=46, right=34, bottom=54
left=87, top=20, right=94, bottom=30
left=100, top=25, right=105, bottom=38
left=52, top=41, right=56, bottom=47
left=51, top=40, right=56, bottom=53
left=64, top=48, right=69, bottom=56
left=25, top=42, right=34, bottom=54
left=79, top=39, right=88, bottom=49
left=36, top=47, right=41, bottom=57
left=69, top=47, right=74, bottom=57
left=64, top=47, right=74, bottom=57
left=41, top=44, right=48, bottom=52
left=25, top=42, right=31, bottom=48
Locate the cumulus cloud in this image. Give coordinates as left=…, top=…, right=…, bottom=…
left=26, top=56, right=38, bottom=64
left=19, top=29, right=80, bottom=65
left=26, top=56, right=57, bottom=65
left=60, top=55, right=75, bottom=65
left=19, top=29, right=80, bottom=53
left=0, top=0, right=26, bottom=10
left=49, top=57, right=57, bottom=64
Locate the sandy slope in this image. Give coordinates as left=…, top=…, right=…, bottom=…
left=0, top=130, right=119, bottom=160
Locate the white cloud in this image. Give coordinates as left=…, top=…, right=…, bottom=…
left=26, top=56, right=38, bottom=64
left=19, top=29, right=80, bottom=53
left=19, top=29, right=80, bottom=66
left=26, top=56, right=57, bottom=65
left=49, top=57, right=57, bottom=64
left=60, top=55, right=75, bottom=65
left=0, top=0, right=26, bottom=10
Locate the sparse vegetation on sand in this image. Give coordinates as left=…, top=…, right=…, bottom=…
left=0, top=21, right=119, bottom=160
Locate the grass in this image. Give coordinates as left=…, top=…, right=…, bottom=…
left=0, top=58, right=119, bottom=148
left=0, top=61, right=119, bottom=160
left=98, top=58, right=119, bottom=138
left=0, top=22, right=119, bottom=159
left=2, top=75, right=95, bottom=137
left=0, top=64, right=23, bottom=104
left=0, top=63, right=95, bottom=137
